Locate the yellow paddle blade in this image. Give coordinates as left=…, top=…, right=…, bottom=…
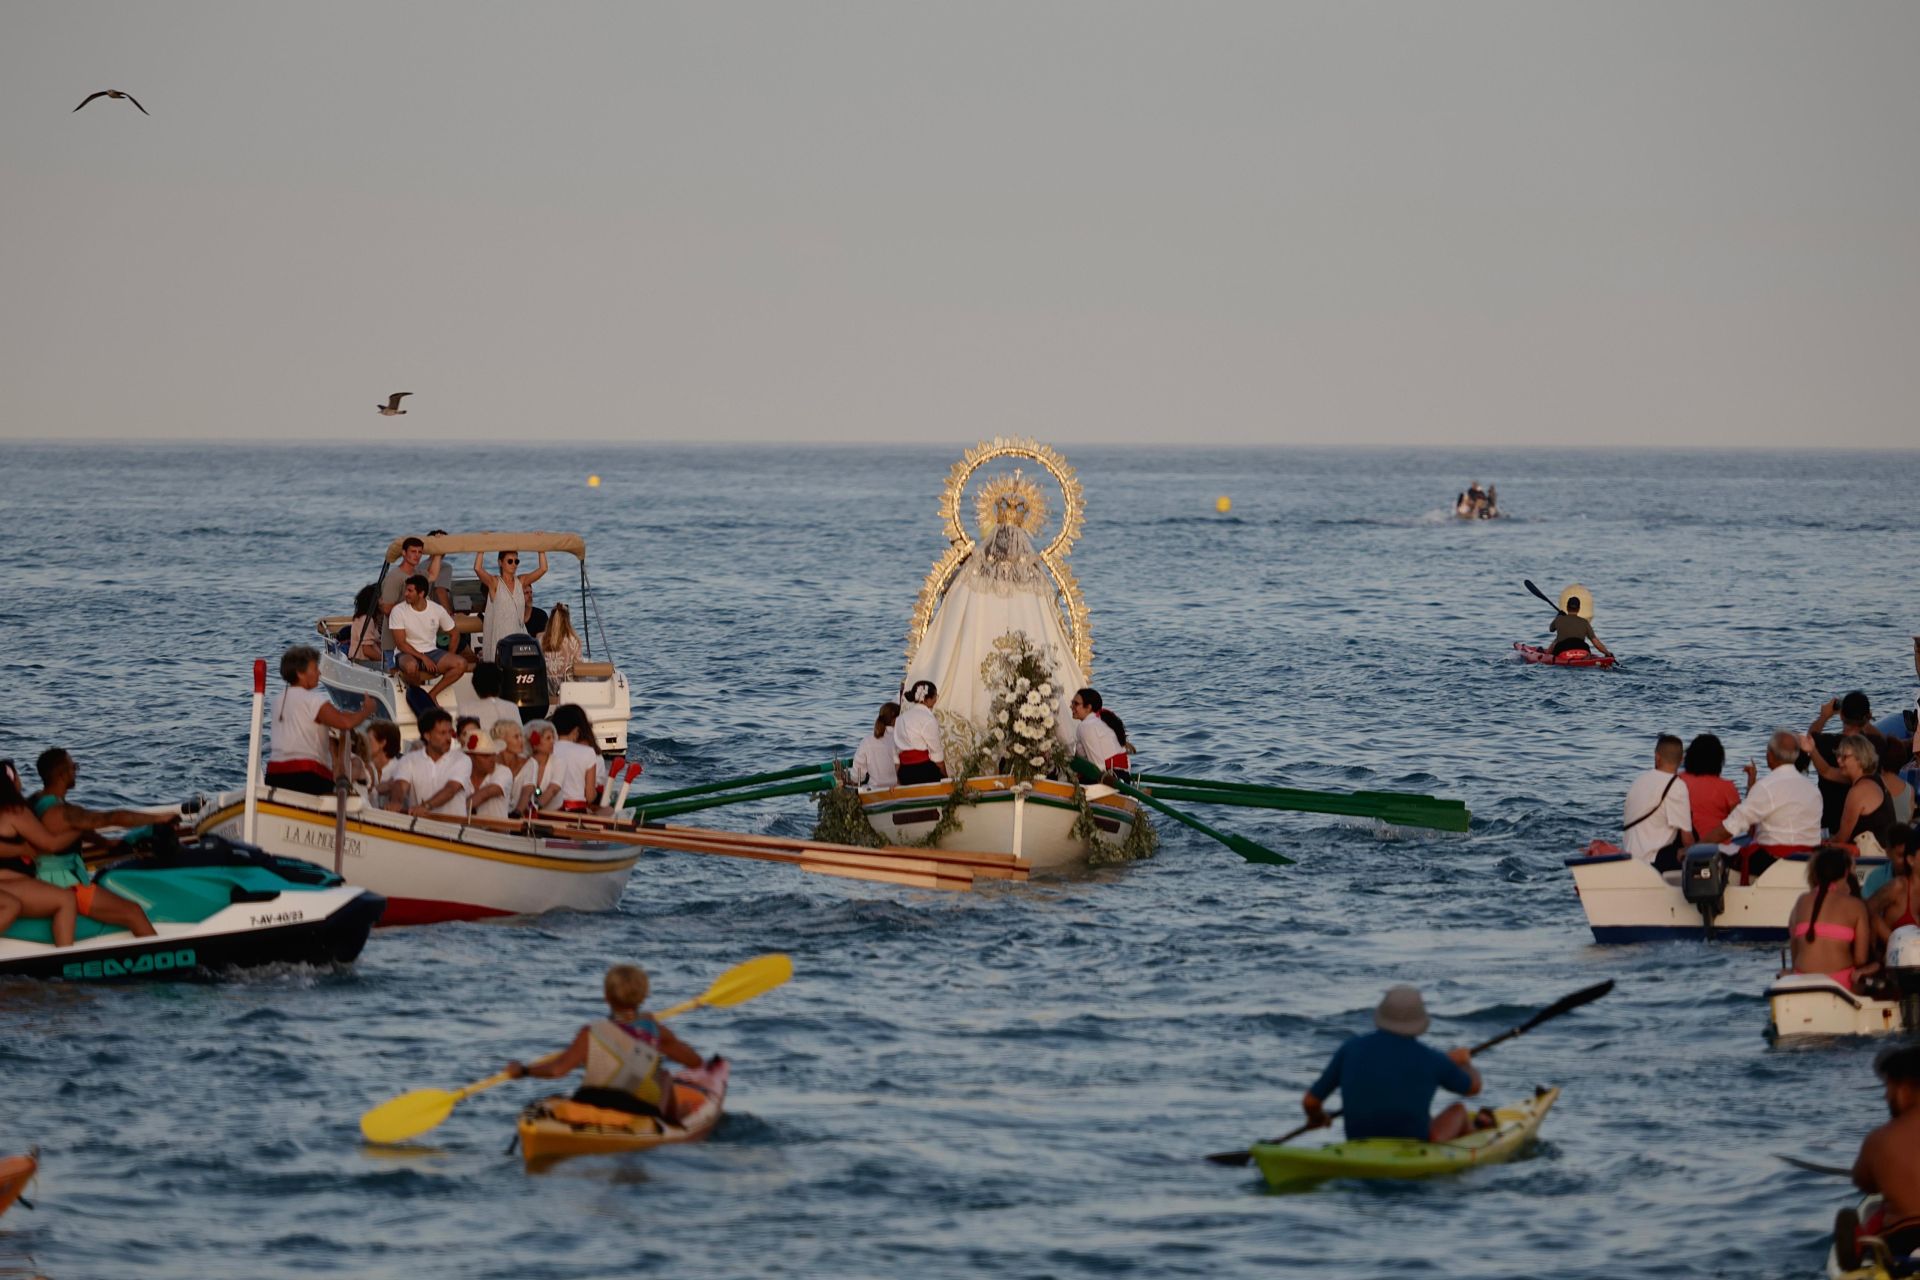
left=656, top=953, right=793, bottom=1019
left=359, top=1070, right=512, bottom=1144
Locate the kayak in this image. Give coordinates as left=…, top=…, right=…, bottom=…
left=1513, top=643, right=1615, bottom=669
left=1249, top=1086, right=1559, bottom=1189
left=0, top=831, right=384, bottom=981
left=1827, top=1195, right=1915, bottom=1279
left=516, top=1057, right=729, bottom=1167
left=0, top=1148, right=36, bottom=1220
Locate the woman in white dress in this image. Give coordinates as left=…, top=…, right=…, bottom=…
left=474, top=550, right=548, bottom=662
left=894, top=683, right=946, bottom=785
left=850, top=702, right=900, bottom=789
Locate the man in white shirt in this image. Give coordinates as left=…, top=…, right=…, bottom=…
left=391, top=574, right=471, bottom=701
left=1622, top=734, right=1693, bottom=870
left=1696, top=729, right=1824, bottom=879
left=394, top=709, right=472, bottom=818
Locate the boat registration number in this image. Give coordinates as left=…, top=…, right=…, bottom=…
left=62, top=948, right=197, bottom=980
left=250, top=910, right=305, bottom=926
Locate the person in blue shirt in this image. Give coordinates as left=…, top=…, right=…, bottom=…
left=1301, top=985, right=1484, bottom=1142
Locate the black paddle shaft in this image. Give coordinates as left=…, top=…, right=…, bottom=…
left=1524, top=579, right=1563, bottom=614
left=1205, top=979, right=1615, bottom=1167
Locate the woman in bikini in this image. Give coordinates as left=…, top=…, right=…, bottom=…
left=1785, top=845, right=1873, bottom=991
left=0, top=760, right=82, bottom=946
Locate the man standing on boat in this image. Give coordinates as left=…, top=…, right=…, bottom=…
left=1621, top=735, right=1693, bottom=871
left=1301, top=986, right=1483, bottom=1143
left=1845, top=1046, right=1920, bottom=1261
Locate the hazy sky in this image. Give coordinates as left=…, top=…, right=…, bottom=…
left=4, top=2, right=1916, bottom=446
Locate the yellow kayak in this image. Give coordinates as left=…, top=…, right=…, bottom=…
left=516, top=1058, right=728, bottom=1168
left=1250, top=1087, right=1559, bottom=1189
left=0, top=1148, right=37, bottom=1221
left=1827, top=1196, right=1913, bottom=1280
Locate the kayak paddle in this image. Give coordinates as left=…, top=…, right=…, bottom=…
left=1523, top=579, right=1562, bottom=613
left=359, top=953, right=794, bottom=1144
left=1109, top=778, right=1294, bottom=866
left=1204, top=979, right=1614, bottom=1167
left=1775, top=1154, right=1852, bottom=1178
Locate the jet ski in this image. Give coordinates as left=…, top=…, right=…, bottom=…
left=0, top=830, right=384, bottom=981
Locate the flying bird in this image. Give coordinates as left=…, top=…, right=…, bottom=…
left=377, top=393, right=412, bottom=416
left=74, top=90, right=148, bottom=115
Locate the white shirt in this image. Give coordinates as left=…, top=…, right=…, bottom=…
left=1622, top=768, right=1692, bottom=862
left=391, top=600, right=456, bottom=654
left=469, top=762, right=515, bottom=819
left=269, top=684, right=333, bottom=765
left=511, top=757, right=540, bottom=813
left=544, top=740, right=603, bottom=806
left=395, top=747, right=471, bottom=817
left=1075, top=713, right=1126, bottom=767
left=851, top=729, right=898, bottom=788
left=1721, top=764, right=1823, bottom=847
left=894, top=703, right=944, bottom=764
left=462, top=695, right=523, bottom=733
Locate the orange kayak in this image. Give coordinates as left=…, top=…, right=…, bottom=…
left=0, top=1148, right=37, bottom=1220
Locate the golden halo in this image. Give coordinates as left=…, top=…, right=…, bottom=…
left=906, top=437, right=1090, bottom=674
left=975, top=469, right=1049, bottom=537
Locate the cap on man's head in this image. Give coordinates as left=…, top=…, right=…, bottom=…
left=1375, top=985, right=1430, bottom=1037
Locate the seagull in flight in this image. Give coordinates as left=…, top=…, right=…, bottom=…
left=74, top=90, right=149, bottom=115
left=377, top=392, right=412, bottom=416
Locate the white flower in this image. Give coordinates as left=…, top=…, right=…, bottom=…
left=1039, top=683, right=1053, bottom=697
left=1026, top=691, right=1041, bottom=705
left=1030, top=755, right=1045, bottom=767
left=1016, top=677, right=1031, bottom=691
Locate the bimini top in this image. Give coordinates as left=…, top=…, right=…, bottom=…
left=383, top=531, right=588, bottom=563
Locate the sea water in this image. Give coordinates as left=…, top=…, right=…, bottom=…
left=0, top=443, right=1915, bottom=1279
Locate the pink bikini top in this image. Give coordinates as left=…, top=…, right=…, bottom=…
left=1790, top=920, right=1856, bottom=943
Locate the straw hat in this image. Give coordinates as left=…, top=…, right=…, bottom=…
left=1558, top=583, right=1595, bottom=620
left=460, top=728, right=510, bottom=755
left=1375, top=985, right=1431, bottom=1037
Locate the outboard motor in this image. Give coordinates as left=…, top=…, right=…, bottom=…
left=495, top=632, right=549, bottom=720
left=1886, top=927, right=1920, bottom=1030
left=1681, top=847, right=1728, bottom=934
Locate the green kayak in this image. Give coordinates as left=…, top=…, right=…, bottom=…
left=1250, top=1086, right=1559, bottom=1189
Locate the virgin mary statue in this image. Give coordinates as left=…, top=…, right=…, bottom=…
left=903, top=461, right=1088, bottom=744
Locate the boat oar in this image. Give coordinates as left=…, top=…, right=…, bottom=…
left=1136, top=781, right=1470, bottom=833
left=1523, top=579, right=1561, bottom=614
left=621, top=762, right=836, bottom=810
left=1776, top=1154, right=1852, bottom=1178
left=629, top=776, right=834, bottom=822
left=359, top=953, right=794, bottom=1144
left=1204, top=979, right=1614, bottom=1166
left=1108, top=778, right=1293, bottom=866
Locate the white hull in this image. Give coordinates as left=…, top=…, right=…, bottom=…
left=1768, top=975, right=1906, bottom=1038
left=318, top=652, right=631, bottom=756
left=1565, top=848, right=1887, bottom=943
left=197, top=789, right=640, bottom=925
left=858, top=776, right=1139, bottom=871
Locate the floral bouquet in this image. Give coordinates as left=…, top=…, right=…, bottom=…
left=978, top=630, right=1071, bottom=783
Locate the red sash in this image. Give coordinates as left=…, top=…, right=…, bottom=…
left=266, top=759, right=332, bottom=780
left=1104, top=753, right=1129, bottom=771
left=899, top=750, right=932, bottom=765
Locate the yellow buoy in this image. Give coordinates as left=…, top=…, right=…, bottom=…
left=587, top=475, right=601, bottom=488
left=1215, top=495, right=1231, bottom=514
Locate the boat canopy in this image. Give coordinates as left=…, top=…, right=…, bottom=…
left=384, top=531, right=587, bottom=563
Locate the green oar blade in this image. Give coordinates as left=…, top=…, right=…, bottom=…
left=359, top=1087, right=461, bottom=1144
left=1113, top=780, right=1294, bottom=866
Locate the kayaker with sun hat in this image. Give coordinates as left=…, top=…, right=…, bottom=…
left=1301, top=985, right=1486, bottom=1144
left=1547, top=587, right=1613, bottom=658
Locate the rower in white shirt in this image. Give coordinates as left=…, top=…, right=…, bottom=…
left=1069, top=687, right=1130, bottom=776
left=894, top=682, right=947, bottom=785
left=395, top=709, right=473, bottom=818
left=849, top=702, right=900, bottom=789
left=1694, top=728, right=1825, bottom=880
left=1621, top=735, right=1693, bottom=870
left=537, top=704, right=604, bottom=812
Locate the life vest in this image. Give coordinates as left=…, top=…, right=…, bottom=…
left=27, top=794, right=88, bottom=889
left=583, top=1017, right=666, bottom=1105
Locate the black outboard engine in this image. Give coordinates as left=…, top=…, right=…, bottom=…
left=1681, top=846, right=1728, bottom=934
left=495, top=632, right=549, bottom=720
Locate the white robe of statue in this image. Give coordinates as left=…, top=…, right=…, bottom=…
left=904, top=523, right=1084, bottom=743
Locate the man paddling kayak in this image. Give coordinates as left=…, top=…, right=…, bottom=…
left=505, top=964, right=705, bottom=1122
left=1850, top=1045, right=1920, bottom=1257
left=1547, top=593, right=1612, bottom=658
left=1301, top=986, right=1486, bottom=1143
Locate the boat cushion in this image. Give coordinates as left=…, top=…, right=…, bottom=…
left=3, top=916, right=123, bottom=945
left=95, top=866, right=292, bottom=923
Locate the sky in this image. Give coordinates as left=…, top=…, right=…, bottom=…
left=2, top=1, right=1916, bottom=447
